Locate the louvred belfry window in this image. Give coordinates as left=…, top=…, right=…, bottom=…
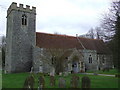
left=22, top=14, right=27, bottom=25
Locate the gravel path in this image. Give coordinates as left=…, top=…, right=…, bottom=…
left=81, top=73, right=115, bottom=77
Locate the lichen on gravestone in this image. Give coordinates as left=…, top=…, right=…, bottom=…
left=70, top=74, right=80, bottom=88
left=81, top=76, right=91, bottom=89
left=58, top=77, right=66, bottom=88
left=38, top=75, right=45, bottom=88
left=50, top=76, right=56, bottom=86
left=23, top=75, right=35, bottom=90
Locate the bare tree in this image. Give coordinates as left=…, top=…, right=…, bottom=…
left=40, top=48, right=71, bottom=74
left=80, top=28, right=95, bottom=39
left=49, top=49, right=72, bottom=74
left=1, top=36, right=6, bottom=67
left=87, top=28, right=94, bottom=39
left=100, top=0, right=120, bottom=40
left=100, top=0, right=120, bottom=69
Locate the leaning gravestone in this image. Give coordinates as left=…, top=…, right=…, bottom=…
left=81, top=76, right=91, bottom=89
left=23, top=75, right=35, bottom=90
left=58, top=77, right=66, bottom=88
left=70, top=75, right=80, bottom=88
left=38, top=75, right=45, bottom=89
left=50, top=76, right=56, bottom=86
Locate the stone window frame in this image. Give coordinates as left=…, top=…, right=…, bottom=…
left=102, top=55, right=105, bottom=63
left=89, top=55, right=92, bottom=63
left=51, top=56, right=56, bottom=65
left=22, top=14, right=27, bottom=25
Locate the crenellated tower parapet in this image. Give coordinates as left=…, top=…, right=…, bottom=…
left=7, top=2, right=36, bottom=17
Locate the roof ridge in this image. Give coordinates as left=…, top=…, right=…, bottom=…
left=36, top=32, right=102, bottom=41
left=36, top=32, right=109, bottom=54
left=36, top=32, right=76, bottom=38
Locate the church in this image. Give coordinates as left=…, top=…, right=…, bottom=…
left=5, top=2, right=113, bottom=74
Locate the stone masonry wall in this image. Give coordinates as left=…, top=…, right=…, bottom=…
left=5, top=2, right=36, bottom=73
left=81, top=49, right=98, bottom=71
left=33, top=47, right=54, bottom=74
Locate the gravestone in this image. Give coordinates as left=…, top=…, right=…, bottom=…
left=59, top=72, right=62, bottom=76
left=39, top=66, right=43, bottom=73
left=23, top=75, right=35, bottom=90
left=50, top=67, right=55, bottom=76
left=58, top=77, right=66, bottom=88
left=30, top=67, right=33, bottom=73
left=103, top=67, right=109, bottom=72
left=50, top=76, right=56, bottom=86
left=81, top=76, right=91, bottom=89
left=64, top=72, right=68, bottom=76
left=71, top=75, right=80, bottom=88
left=38, top=75, right=45, bottom=89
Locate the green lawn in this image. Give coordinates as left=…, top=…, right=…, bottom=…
left=86, top=69, right=119, bottom=75
left=2, top=72, right=119, bottom=88
left=0, top=70, right=2, bottom=89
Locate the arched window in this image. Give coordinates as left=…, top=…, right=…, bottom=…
left=22, top=14, right=27, bottom=25
left=89, top=55, right=92, bottom=63
left=51, top=57, right=54, bottom=64
left=51, top=56, right=56, bottom=65
left=102, top=56, right=105, bottom=63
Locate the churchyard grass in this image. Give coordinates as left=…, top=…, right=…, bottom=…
left=86, top=69, right=119, bottom=75
left=2, top=72, right=119, bottom=88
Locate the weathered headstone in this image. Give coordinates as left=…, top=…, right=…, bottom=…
left=81, top=76, right=91, bottom=89
left=23, top=75, right=35, bottom=90
left=71, top=75, right=80, bottom=88
left=38, top=75, right=45, bottom=89
left=4, top=70, right=6, bottom=74
left=58, top=77, right=66, bottom=88
left=64, top=72, right=68, bottom=76
left=39, top=66, right=43, bottom=73
left=50, top=76, right=56, bottom=86
left=59, top=72, right=62, bottom=76
left=30, top=67, right=33, bottom=73
left=50, top=67, right=55, bottom=76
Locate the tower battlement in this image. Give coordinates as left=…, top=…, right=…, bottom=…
left=7, top=2, right=36, bottom=15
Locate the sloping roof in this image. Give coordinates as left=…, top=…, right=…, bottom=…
left=36, top=32, right=110, bottom=54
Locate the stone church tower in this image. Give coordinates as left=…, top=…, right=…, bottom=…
left=5, top=2, right=36, bottom=73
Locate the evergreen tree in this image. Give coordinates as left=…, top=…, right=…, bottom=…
left=101, top=0, right=120, bottom=70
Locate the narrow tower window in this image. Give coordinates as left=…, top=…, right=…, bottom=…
left=22, top=14, right=27, bottom=25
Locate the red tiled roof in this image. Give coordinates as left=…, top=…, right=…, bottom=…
left=36, top=32, right=110, bottom=54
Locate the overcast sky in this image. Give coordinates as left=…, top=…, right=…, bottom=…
left=0, top=0, right=112, bottom=36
